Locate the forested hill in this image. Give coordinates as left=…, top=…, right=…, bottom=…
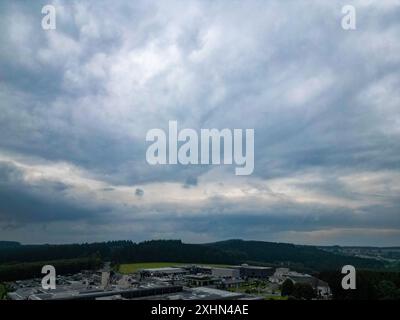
left=0, top=241, right=21, bottom=249
left=207, top=240, right=385, bottom=271
left=0, top=239, right=384, bottom=272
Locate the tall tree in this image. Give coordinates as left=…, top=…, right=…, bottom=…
left=281, top=279, right=294, bottom=296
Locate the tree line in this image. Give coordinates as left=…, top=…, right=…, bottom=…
left=0, top=239, right=385, bottom=272
left=0, top=256, right=102, bottom=282
left=318, top=270, right=400, bottom=300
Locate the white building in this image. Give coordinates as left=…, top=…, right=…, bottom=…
left=269, top=268, right=332, bottom=299
left=101, top=271, right=110, bottom=289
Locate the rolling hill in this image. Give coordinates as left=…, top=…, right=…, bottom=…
left=0, top=239, right=385, bottom=272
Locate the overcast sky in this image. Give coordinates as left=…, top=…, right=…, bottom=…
left=0, top=0, right=399, bottom=246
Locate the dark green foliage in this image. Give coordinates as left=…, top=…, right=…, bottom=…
left=208, top=240, right=384, bottom=271
left=0, top=239, right=384, bottom=272
left=376, top=280, right=400, bottom=300
left=318, top=270, right=400, bottom=300
left=0, top=283, right=7, bottom=299
left=292, top=283, right=316, bottom=300
left=281, top=279, right=294, bottom=296
left=0, top=241, right=21, bottom=249
left=0, top=256, right=102, bottom=282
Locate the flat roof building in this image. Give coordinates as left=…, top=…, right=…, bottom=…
left=144, top=287, right=262, bottom=300
left=140, top=267, right=188, bottom=278
left=185, top=275, right=216, bottom=287
left=19, top=285, right=184, bottom=300
left=234, top=265, right=274, bottom=279
left=211, top=267, right=240, bottom=279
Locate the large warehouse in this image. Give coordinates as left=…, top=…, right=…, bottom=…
left=236, top=265, right=274, bottom=279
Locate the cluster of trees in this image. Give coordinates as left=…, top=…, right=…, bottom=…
left=318, top=270, right=400, bottom=300
left=0, top=240, right=384, bottom=272
left=0, top=241, right=20, bottom=249
left=0, top=283, right=7, bottom=300
left=208, top=240, right=384, bottom=271
left=281, top=279, right=316, bottom=300
left=0, top=256, right=102, bottom=282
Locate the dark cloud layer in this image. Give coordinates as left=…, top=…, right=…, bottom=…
left=0, top=161, right=109, bottom=226
left=0, top=0, right=399, bottom=245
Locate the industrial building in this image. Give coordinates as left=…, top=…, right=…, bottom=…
left=268, top=268, right=331, bottom=299
left=5, top=263, right=330, bottom=300
left=139, top=267, right=187, bottom=278
left=211, top=267, right=240, bottom=279
left=144, top=287, right=262, bottom=300
left=236, top=265, right=274, bottom=279
left=185, top=274, right=216, bottom=287
left=8, top=284, right=183, bottom=301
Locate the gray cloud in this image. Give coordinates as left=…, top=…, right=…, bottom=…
left=135, top=188, right=144, bottom=197
left=0, top=0, right=399, bottom=245
left=183, top=176, right=198, bottom=188
left=0, top=161, right=109, bottom=226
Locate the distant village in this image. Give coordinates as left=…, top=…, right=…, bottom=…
left=6, top=263, right=331, bottom=300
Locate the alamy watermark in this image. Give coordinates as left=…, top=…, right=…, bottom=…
left=341, top=5, right=356, bottom=30
left=41, top=265, right=56, bottom=290
left=41, top=5, right=56, bottom=30
left=341, top=265, right=356, bottom=290
left=146, top=121, right=254, bottom=176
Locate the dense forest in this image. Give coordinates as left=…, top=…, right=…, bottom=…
left=0, top=256, right=102, bottom=282
left=0, top=239, right=384, bottom=273
left=0, top=241, right=21, bottom=249
left=208, top=240, right=385, bottom=271
left=318, top=270, right=400, bottom=300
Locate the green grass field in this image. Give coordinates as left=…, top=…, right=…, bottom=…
left=118, top=262, right=231, bottom=274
